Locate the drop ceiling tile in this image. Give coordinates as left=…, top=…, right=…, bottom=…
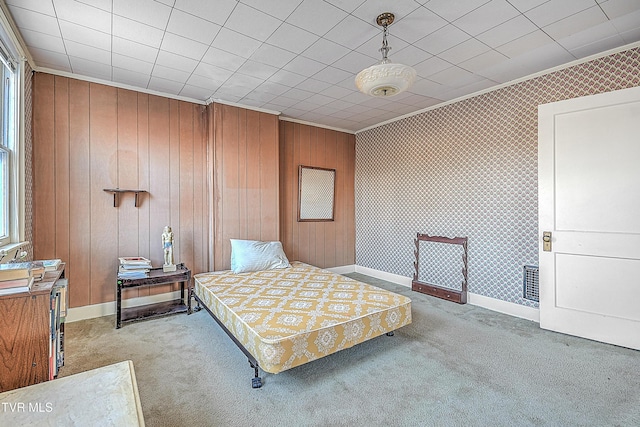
left=390, top=45, right=432, bottom=67
left=476, top=15, right=539, bottom=48
left=568, top=33, right=625, bottom=58
left=414, top=24, right=470, bottom=55
left=301, top=38, right=351, bottom=66
left=321, top=84, right=355, bottom=99
left=600, top=0, right=640, bottom=18
left=266, top=23, right=319, bottom=54
left=211, top=28, right=263, bottom=59
left=69, top=56, right=112, bottom=79
left=55, top=0, right=112, bottom=33
left=557, top=20, right=621, bottom=51
left=312, top=66, right=352, bottom=84
left=166, top=9, right=221, bottom=45
left=340, top=89, right=371, bottom=104
left=193, top=61, right=234, bottom=82
left=509, top=41, right=575, bottom=75
left=224, top=73, right=265, bottom=93
left=239, top=0, right=303, bottom=20
left=59, top=20, right=111, bottom=50
left=506, top=0, right=549, bottom=13
left=305, top=93, right=336, bottom=106
left=323, top=0, right=367, bottom=13
left=242, top=89, right=279, bottom=103
left=77, top=0, right=112, bottom=13
left=460, top=49, right=509, bottom=74
left=250, top=44, right=297, bottom=68
left=255, top=81, right=290, bottom=96
left=268, top=69, right=307, bottom=86
left=413, top=55, right=452, bottom=77
left=282, top=87, right=314, bottom=101
left=428, top=65, right=479, bottom=86
left=439, top=38, right=490, bottom=64
left=160, top=32, right=209, bottom=60
left=201, top=47, right=246, bottom=72
left=287, top=0, right=347, bottom=36
left=112, top=67, right=151, bottom=88
left=28, top=47, right=71, bottom=70
left=148, top=76, right=184, bottom=95
left=6, top=0, right=55, bottom=15
left=173, top=0, right=237, bottom=26
left=18, top=28, right=66, bottom=54
left=179, top=84, right=211, bottom=101
left=544, top=6, right=608, bottom=40
left=112, top=37, right=158, bottom=63
left=391, top=7, right=447, bottom=44
left=453, top=0, right=520, bottom=36
left=155, top=50, right=199, bottom=74
left=324, top=98, right=356, bottom=110
left=226, top=3, right=282, bottom=42
left=187, top=71, right=228, bottom=91
left=612, top=10, right=640, bottom=40
left=323, top=15, right=379, bottom=50
left=113, top=15, right=164, bottom=48
left=283, top=55, right=326, bottom=77
left=113, top=0, right=171, bottom=29
left=425, top=0, right=492, bottom=21
left=525, top=0, right=593, bottom=28
left=112, top=52, right=154, bottom=74
left=237, top=60, right=279, bottom=80
left=7, top=7, right=61, bottom=37
left=296, top=78, right=332, bottom=92
left=496, top=30, right=554, bottom=58
left=65, top=40, right=111, bottom=65
left=268, top=95, right=303, bottom=108
left=331, top=51, right=380, bottom=75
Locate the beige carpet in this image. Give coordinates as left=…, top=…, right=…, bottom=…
left=59, top=274, right=640, bottom=426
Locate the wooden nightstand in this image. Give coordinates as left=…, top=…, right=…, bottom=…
left=116, top=263, right=191, bottom=328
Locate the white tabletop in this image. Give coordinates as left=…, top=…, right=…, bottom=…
left=0, top=360, right=145, bottom=426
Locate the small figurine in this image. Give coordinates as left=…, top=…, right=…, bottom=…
left=162, top=226, right=176, bottom=272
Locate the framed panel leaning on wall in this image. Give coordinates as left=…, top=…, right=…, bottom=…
left=298, top=165, right=335, bottom=222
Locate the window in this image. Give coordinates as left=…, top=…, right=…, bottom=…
left=0, top=33, right=19, bottom=248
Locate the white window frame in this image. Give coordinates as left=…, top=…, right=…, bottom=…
left=0, top=11, right=25, bottom=250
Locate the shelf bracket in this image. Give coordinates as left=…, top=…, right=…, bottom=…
left=103, top=189, right=148, bottom=207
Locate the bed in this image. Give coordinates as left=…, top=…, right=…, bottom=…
left=191, top=260, right=412, bottom=388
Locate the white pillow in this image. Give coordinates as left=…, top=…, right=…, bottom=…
left=230, top=239, right=291, bottom=274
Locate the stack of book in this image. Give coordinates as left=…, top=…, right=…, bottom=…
left=0, top=262, right=42, bottom=296
left=118, top=257, right=152, bottom=279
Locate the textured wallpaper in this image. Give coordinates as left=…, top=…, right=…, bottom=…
left=355, top=47, right=640, bottom=307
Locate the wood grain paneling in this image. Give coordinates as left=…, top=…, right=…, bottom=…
left=210, top=103, right=280, bottom=271
left=33, top=74, right=209, bottom=307
left=279, top=121, right=355, bottom=268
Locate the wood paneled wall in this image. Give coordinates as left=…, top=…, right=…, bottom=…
left=32, top=73, right=353, bottom=309
left=33, top=74, right=209, bottom=307
left=279, top=121, right=355, bottom=268
left=210, top=103, right=280, bottom=270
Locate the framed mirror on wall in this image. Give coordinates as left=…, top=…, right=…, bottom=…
left=298, top=165, right=336, bottom=222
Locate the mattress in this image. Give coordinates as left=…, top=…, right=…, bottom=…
left=193, top=261, right=412, bottom=374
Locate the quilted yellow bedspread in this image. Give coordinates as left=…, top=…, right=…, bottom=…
left=193, top=261, right=412, bottom=374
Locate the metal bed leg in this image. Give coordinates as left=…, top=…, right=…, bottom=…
left=250, top=360, right=262, bottom=388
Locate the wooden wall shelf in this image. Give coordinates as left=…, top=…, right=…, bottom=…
left=103, top=189, right=147, bottom=207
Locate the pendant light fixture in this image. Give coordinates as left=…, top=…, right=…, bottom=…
left=355, top=12, right=417, bottom=97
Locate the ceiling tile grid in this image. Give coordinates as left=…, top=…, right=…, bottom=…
left=4, top=0, right=640, bottom=132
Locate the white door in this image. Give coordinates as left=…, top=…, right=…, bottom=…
left=538, top=86, right=640, bottom=350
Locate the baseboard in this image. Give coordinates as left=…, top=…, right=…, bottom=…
left=66, top=291, right=182, bottom=323
left=355, top=265, right=412, bottom=287
left=353, top=265, right=539, bottom=323
left=326, top=264, right=356, bottom=274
